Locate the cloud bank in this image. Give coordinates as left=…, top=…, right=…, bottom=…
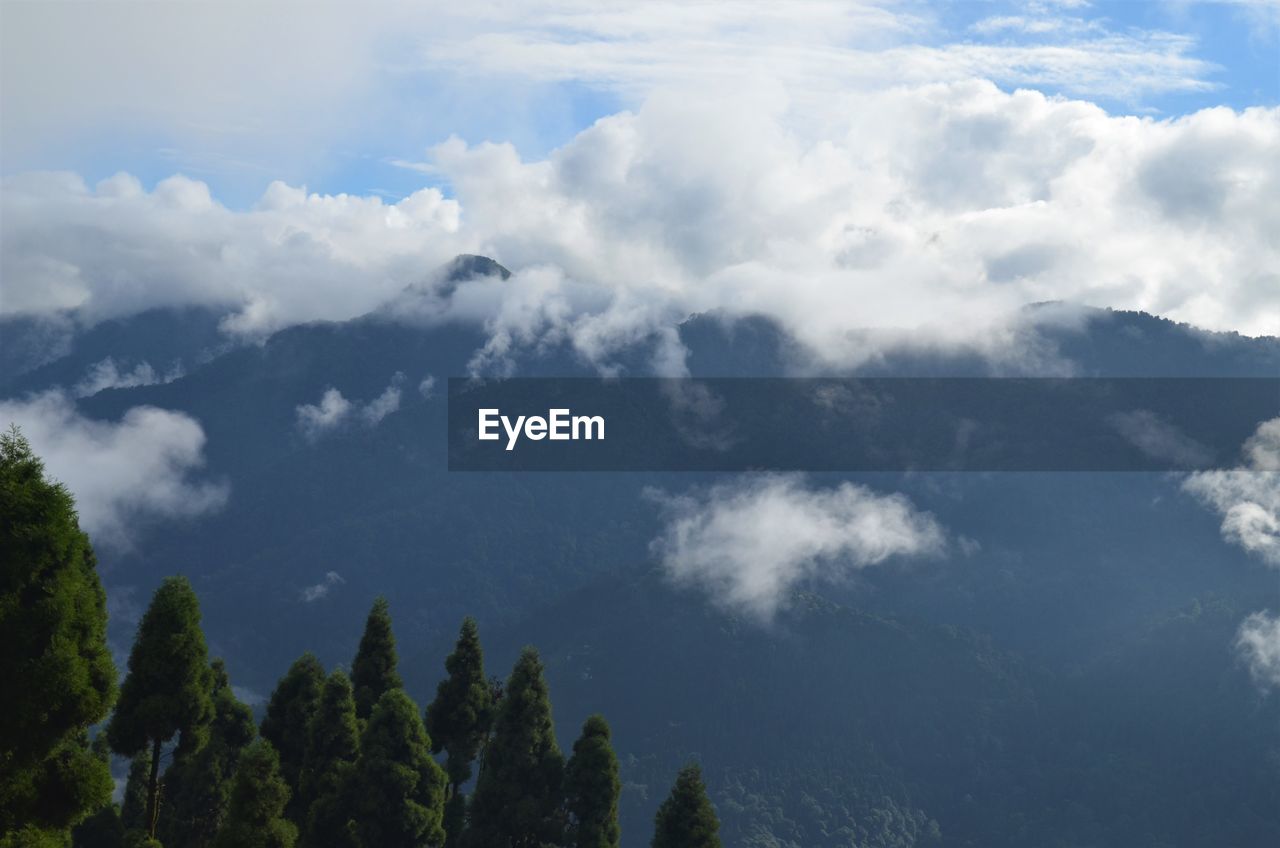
left=649, top=474, right=946, bottom=619
left=4, top=83, right=1276, bottom=372
left=0, top=391, right=227, bottom=546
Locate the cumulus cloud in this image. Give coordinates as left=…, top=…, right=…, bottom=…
left=1236, top=611, right=1280, bottom=688
left=4, top=83, right=1276, bottom=374
left=0, top=390, right=227, bottom=546
left=1183, top=417, right=1280, bottom=566
left=295, top=375, right=404, bottom=440
left=300, top=571, right=345, bottom=603
left=649, top=474, right=946, bottom=619
left=73, top=357, right=183, bottom=398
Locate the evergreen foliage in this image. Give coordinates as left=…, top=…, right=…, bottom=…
left=107, top=576, right=215, bottom=838
left=466, top=647, right=566, bottom=848
left=213, top=739, right=297, bottom=848
left=651, top=765, right=720, bottom=848
left=157, top=659, right=256, bottom=848
left=351, top=598, right=402, bottom=721
left=349, top=689, right=448, bottom=848
left=261, top=652, right=326, bottom=825
left=0, top=427, right=117, bottom=840
left=425, top=617, right=494, bottom=792
left=120, top=751, right=151, bottom=834
left=297, top=670, right=360, bottom=847
left=565, top=715, right=622, bottom=848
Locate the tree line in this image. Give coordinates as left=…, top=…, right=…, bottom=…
left=1, top=427, right=720, bottom=848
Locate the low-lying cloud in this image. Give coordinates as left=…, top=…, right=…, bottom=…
left=3, top=83, right=1277, bottom=374
left=649, top=474, right=946, bottom=619
left=74, top=357, right=183, bottom=398
left=300, top=570, right=345, bottom=603
left=1183, top=417, right=1280, bottom=567
left=1236, top=611, right=1280, bottom=689
left=0, top=390, right=227, bottom=546
left=295, top=375, right=404, bottom=440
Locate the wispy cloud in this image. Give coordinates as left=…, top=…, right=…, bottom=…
left=300, top=570, right=345, bottom=603
left=295, top=374, right=405, bottom=440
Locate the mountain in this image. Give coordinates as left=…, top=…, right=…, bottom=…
left=3, top=257, right=1278, bottom=846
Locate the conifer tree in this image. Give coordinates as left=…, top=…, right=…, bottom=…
left=158, top=659, right=256, bottom=848
left=107, top=576, right=216, bottom=840
left=565, top=715, right=621, bottom=848
left=1, top=428, right=117, bottom=842
left=349, top=689, right=448, bottom=848
left=425, top=617, right=494, bottom=794
left=261, top=652, right=326, bottom=825
left=466, top=647, right=566, bottom=848
left=651, top=764, right=720, bottom=848
left=120, top=750, right=152, bottom=834
left=213, top=739, right=297, bottom=848
left=298, top=670, right=360, bottom=847
left=72, top=735, right=126, bottom=848
left=351, top=598, right=402, bottom=721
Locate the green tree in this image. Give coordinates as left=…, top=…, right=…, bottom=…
left=425, top=618, right=494, bottom=796
left=0, top=427, right=117, bottom=842
left=351, top=598, right=402, bottom=722
left=565, top=715, right=621, bottom=848
left=298, top=670, right=360, bottom=848
left=120, top=750, right=152, bottom=834
left=72, top=734, right=125, bottom=848
left=158, top=660, right=256, bottom=848
left=651, top=765, right=720, bottom=848
left=107, top=576, right=215, bottom=840
left=349, top=689, right=448, bottom=848
left=466, top=647, right=566, bottom=848
left=213, top=739, right=297, bottom=848
left=261, top=652, right=326, bottom=825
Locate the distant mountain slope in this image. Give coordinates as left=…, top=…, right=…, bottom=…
left=4, top=257, right=1278, bottom=847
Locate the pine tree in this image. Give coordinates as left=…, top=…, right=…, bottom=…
left=425, top=617, right=494, bottom=794
left=298, top=670, right=360, bottom=847
left=651, top=764, right=720, bottom=848
left=213, top=739, right=297, bottom=848
left=107, top=576, right=216, bottom=840
left=466, top=647, right=566, bottom=848
left=349, top=689, right=448, bottom=848
left=565, top=715, right=621, bottom=848
left=158, top=659, right=256, bottom=848
left=261, top=652, right=326, bottom=825
left=1, top=427, right=117, bottom=842
left=351, top=598, right=402, bottom=722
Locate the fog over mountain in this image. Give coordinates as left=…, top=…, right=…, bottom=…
left=3, top=3, right=1279, bottom=845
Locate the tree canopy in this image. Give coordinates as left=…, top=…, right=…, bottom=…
left=0, top=427, right=117, bottom=842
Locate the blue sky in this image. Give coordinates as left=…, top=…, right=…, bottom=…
left=2, top=1, right=1276, bottom=209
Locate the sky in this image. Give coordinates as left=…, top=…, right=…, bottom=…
left=1, top=0, right=1278, bottom=359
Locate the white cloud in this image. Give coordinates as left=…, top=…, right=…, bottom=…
left=4, top=83, right=1276, bottom=374
left=300, top=570, right=345, bottom=603
left=649, top=474, right=946, bottom=619
left=0, top=390, right=227, bottom=547
left=418, top=376, right=437, bottom=399
left=73, top=357, right=183, bottom=398
left=1183, top=417, right=1280, bottom=566
left=295, top=376, right=404, bottom=440
left=1236, top=610, right=1280, bottom=688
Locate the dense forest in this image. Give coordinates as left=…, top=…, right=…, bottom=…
left=0, top=427, right=721, bottom=848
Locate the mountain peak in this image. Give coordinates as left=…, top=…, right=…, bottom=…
left=441, top=254, right=512, bottom=283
